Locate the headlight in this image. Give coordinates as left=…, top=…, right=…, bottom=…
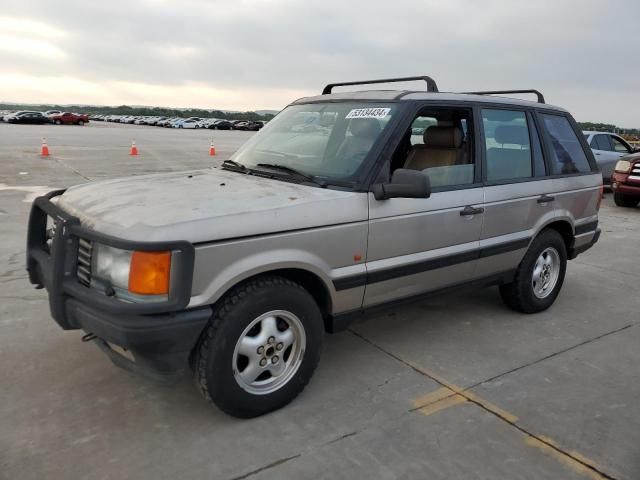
left=93, top=244, right=133, bottom=290
left=92, top=244, right=171, bottom=297
left=615, top=160, right=631, bottom=173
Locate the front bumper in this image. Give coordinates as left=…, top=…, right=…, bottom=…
left=26, top=190, right=211, bottom=380
left=611, top=171, right=640, bottom=196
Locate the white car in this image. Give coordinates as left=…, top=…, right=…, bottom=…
left=177, top=117, right=202, bottom=129
left=583, top=131, right=636, bottom=183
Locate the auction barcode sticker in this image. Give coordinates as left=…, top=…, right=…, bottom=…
left=345, top=108, right=391, bottom=119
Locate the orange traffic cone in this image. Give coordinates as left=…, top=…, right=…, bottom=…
left=40, top=138, right=50, bottom=157
left=129, top=140, right=138, bottom=156
left=209, top=141, right=216, bottom=156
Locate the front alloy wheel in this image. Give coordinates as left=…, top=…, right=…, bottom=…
left=193, top=276, right=323, bottom=418
left=232, top=310, right=306, bottom=395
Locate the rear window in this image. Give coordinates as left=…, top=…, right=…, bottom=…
left=541, top=114, right=592, bottom=175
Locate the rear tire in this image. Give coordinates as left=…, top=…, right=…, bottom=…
left=193, top=276, right=323, bottom=418
left=78, top=120, right=84, bottom=126
left=499, top=229, right=567, bottom=313
left=613, top=193, right=639, bottom=208
left=55, top=120, right=61, bottom=125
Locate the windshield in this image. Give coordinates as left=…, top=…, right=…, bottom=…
left=230, top=102, right=396, bottom=181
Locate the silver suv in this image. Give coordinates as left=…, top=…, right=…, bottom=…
left=26, top=76, right=602, bottom=418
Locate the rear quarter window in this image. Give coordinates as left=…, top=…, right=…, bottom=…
left=541, top=114, right=592, bottom=175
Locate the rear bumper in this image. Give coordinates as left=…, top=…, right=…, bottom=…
left=568, top=228, right=601, bottom=260
left=26, top=190, right=210, bottom=380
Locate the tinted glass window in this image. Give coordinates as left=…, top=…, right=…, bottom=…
left=541, top=114, right=592, bottom=174
left=594, top=134, right=612, bottom=151
left=610, top=136, right=631, bottom=154
left=482, top=109, right=532, bottom=181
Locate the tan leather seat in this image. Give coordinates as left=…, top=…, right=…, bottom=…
left=405, top=126, right=463, bottom=171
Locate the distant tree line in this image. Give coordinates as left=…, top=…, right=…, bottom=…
left=0, top=103, right=277, bottom=121
left=578, top=121, right=639, bottom=135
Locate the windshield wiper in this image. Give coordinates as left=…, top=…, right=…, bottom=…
left=256, top=163, right=326, bottom=187
left=221, top=159, right=248, bottom=172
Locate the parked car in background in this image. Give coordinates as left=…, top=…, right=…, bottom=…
left=232, top=121, right=250, bottom=130
left=209, top=120, right=233, bottom=130
left=176, top=117, right=202, bottom=129
left=583, top=131, right=636, bottom=183
left=6, top=111, right=50, bottom=124
left=245, top=121, right=264, bottom=131
left=50, top=112, right=89, bottom=126
left=611, top=153, right=640, bottom=207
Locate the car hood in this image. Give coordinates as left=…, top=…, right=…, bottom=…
left=57, top=168, right=367, bottom=243
left=623, top=152, right=640, bottom=163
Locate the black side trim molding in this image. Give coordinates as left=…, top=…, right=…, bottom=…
left=575, top=220, right=598, bottom=236
left=332, top=237, right=530, bottom=291
left=328, top=270, right=516, bottom=333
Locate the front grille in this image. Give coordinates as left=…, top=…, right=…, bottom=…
left=628, top=163, right=640, bottom=183
left=77, top=238, right=93, bottom=287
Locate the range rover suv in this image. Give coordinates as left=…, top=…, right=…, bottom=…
left=26, top=76, right=602, bottom=418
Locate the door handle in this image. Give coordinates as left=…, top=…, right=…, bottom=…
left=460, top=205, right=484, bottom=216
left=537, top=194, right=555, bottom=204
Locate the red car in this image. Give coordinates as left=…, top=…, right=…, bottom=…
left=49, top=112, right=89, bottom=126
left=611, top=153, right=640, bottom=207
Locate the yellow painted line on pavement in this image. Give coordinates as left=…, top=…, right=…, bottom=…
left=408, top=361, right=609, bottom=478
left=417, top=394, right=467, bottom=417
left=525, top=437, right=607, bottom=480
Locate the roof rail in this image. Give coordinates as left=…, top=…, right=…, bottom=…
left=463, top=89, right=546, bottom=104
left=322, top=76, right=438, bottom=95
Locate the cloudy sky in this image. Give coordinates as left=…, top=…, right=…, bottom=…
left=1, top=0, right=638, bottom=126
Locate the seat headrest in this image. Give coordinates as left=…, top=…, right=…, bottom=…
left=494, top=125, right=529, bottom=146
left=424, top=126, right=463, bottom=148
left=349, top=118, right=382, bottom=138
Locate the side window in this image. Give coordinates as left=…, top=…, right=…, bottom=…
left=397, top=108, right=475, bottom=189
left=610, top=136, right=631, bottom=154
left=541, top=114, right=592, bottom=175
left=482, top=109, right=532, bottom=181
left=594, top=134, right=612, bottom=151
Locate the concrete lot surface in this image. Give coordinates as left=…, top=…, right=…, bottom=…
left=1, top=122, right=639, bottom=479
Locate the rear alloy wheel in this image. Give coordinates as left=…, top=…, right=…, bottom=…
left=499, top=229, right=567, bottom=313
left=78, top=120, right=84, bottom=126
left=613, top=193, right=639, bottom=208
left=193, top=276, right=323, bottom=418
left=55, top=120, right=62, bottom=125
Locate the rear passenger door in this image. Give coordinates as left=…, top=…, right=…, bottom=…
left=477, top=108, right=554, bottom=278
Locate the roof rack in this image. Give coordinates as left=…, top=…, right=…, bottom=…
left=463, top=89, right=545, bottom=104
left=322, top=76, right=439, bottom=95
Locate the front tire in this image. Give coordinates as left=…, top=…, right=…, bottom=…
left=613, top=192, right=639, bottom=208
left=193, top=276, right=323, bottom=418
left=499, top=229, right=567, bottom=313
left=55, top=120, right=62, bottom=125
left=78, top=120, right=84, bottom=126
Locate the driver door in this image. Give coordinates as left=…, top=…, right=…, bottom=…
left=364, top=106, right=484, bottom=307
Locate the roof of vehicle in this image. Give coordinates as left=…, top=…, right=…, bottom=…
left=292, top=90, right=567, bottom=113
left=582, top=131, right=618, bottom=136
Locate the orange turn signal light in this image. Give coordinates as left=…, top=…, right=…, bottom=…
left=128, top=251, right=171, bottom=295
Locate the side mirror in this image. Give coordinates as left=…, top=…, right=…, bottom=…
left=372, top=168, right=431, bottom=200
